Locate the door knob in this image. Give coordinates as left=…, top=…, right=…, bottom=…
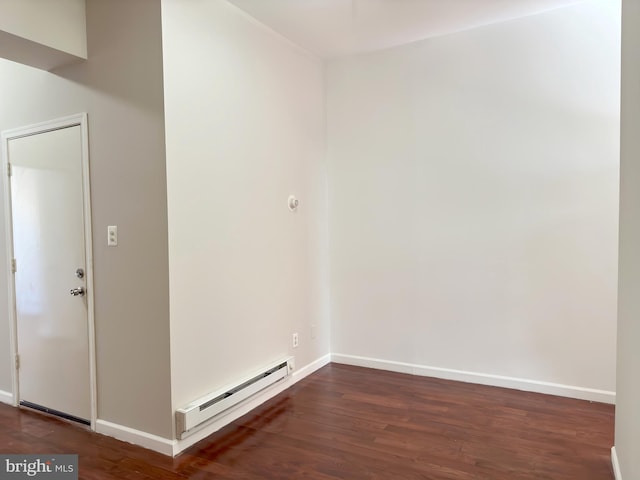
left=70, top=287, right=85, bottom=297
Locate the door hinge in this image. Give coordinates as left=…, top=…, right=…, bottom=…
left=11, top=258, right=16, bottom=274
left=15, top=354, right=19, bottom=370
left=7, top=163, right=11, bottom=177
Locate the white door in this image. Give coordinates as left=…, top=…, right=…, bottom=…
left=7, top=124, right=91, bottom=423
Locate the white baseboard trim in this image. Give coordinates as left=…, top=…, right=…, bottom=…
left=0, top=389, right=14, bottom=405
left=331, top=353, right=616, bottom=404
left=95, top=420, right=176, bottom=456
left=172, top=353, right=331, bottom=456
left=292, top=353, right=331, bottom=382
left=93, top=354, right=331, bottom=457
left=611, top=446, right=622, bottom=480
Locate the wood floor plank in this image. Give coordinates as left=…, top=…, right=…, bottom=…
left=0, top=363, right=614, bottom=479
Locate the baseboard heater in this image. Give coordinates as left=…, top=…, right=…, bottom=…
left=176, top=357, right=293, bottom=439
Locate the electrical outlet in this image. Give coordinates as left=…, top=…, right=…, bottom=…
left=107, top=225, right=118, bottom=246
left=292, top=333, right=299, bottom=348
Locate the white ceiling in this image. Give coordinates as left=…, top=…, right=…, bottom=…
left=228, top=0, right=580, bottom=58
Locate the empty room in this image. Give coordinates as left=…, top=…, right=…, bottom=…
left=0, top=0, right=637, bottom=479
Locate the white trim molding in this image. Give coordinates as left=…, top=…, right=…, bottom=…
left=94, top=354, right=331, bottom=456
left=96, top=420, right=176, bottom=457
left=0, top=390, right=13, bottom=405
left=611, top=446, right=622, bottom=480
left=292, top=353, right=331, bottom=382
left=331, top=353, right=616, bottom=404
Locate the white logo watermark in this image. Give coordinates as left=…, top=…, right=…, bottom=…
left=5, top=459, right=51, bottom=476
left=0, top=455, right=77, bottom=479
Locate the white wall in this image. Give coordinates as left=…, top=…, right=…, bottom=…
left=0, top=0, right=87, bottom=69
left=615, top=0, right=640, bottom=476
left=0, top=0, right=86, bottom=57
left=0, top=0, right=172, bottom=438
left=0, top=0, right=621, bottom=453
left=328, top=1, right=620, bottom=396
left=161, top=0, right=330, bottom=414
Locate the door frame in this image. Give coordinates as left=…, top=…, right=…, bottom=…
left=1, top=113, right=97, bottom=429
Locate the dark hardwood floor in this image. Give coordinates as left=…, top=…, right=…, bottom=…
left=0, top=363, right=614, bottom=479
